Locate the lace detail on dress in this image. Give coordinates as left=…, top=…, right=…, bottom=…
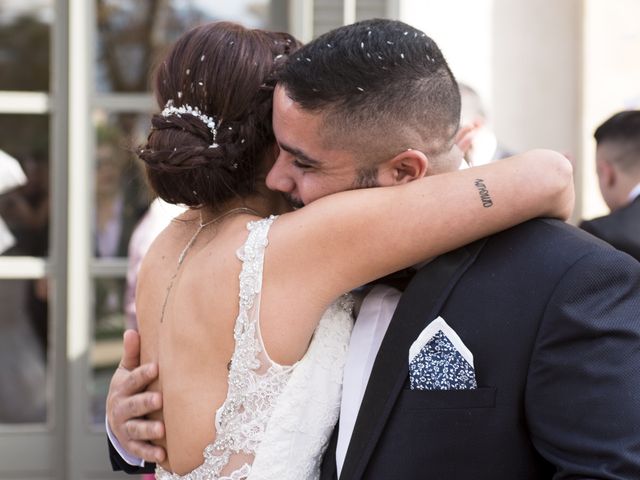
left=155, top=216, right=353, bottom=480
left=249, top=298, right=353, bottom=480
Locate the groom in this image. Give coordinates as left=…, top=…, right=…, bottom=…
left=107, top=19, right=640, bottom=478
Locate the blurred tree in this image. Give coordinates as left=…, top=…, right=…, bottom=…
left=0, top=14, right=50, bottom=91
left=0, top=10, right=50, bottom=162
left=97, top=0, right=168, bottom=92
left=96, top=0, right=210, bottom=92
left=94, top=0, right=214, bottom=220
left=95, top=0, right=214, bottom=192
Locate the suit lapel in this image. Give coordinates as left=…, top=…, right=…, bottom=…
left=339, top=240, right=486, bottom=479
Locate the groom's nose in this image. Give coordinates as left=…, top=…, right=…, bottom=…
left=266, top=154, right=295, bottom=194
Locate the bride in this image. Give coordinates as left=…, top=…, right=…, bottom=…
left=126, top=21, right=572, bottom=479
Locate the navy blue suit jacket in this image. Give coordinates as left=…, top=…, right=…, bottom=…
left=580, top=196, right=640, bottom=262
left=322, top=219, right=640, bottom=479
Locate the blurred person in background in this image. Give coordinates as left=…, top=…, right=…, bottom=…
left=458, top=83, right=512, bottom=166
left=0, top=152, right=49, bottom=354
left=0, top=150, right=47, bottom=423
left=124, top=198, right=186, bottom=330
left=95, top=130, right=146, bottom=260
left=94, top=128, right=148, bottom=326
left=580, top=110, right=640, bottom=262
left=90, top=127, right=151, bottom=425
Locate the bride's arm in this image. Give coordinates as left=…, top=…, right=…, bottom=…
left=267, top=149, right=573, bottom=303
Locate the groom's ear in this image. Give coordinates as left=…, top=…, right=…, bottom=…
left=597, top=159, right=616, bottom=188
left=378, top=149, right=429, bottom=185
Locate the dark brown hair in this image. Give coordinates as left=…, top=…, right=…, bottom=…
left=138, top=22, right=300, bottom=207
left=277, top=19, right=460, bottom=170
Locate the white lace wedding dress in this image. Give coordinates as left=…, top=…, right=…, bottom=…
left=155, top=216, right=353, bottom=480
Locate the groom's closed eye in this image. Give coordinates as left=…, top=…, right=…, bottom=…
left=279, top=143, right=322, bottom=169
left=293, top=158, right=314, bottom=170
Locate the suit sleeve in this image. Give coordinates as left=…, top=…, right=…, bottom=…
left=526, top=248, right=640, bottom=479
left=107, top=436, right=156, bottom=474
left=578, top=219, right=601, bottom=237
left=578, top=219, right=592, bottom=232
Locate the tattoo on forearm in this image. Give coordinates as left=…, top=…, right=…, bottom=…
left=474, top=179, right=493, bottom=208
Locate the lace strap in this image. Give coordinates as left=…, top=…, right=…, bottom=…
left=236, top=215, right=276, bottom=312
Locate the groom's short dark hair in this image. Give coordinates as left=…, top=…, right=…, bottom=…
left=277, top=18, right=460, bottom=170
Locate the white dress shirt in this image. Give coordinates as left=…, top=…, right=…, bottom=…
left=335, top=285, right=401, bottom=477
left=106, top=416, right=146, bottom=467
left=628, top=183, right=640, bottom=203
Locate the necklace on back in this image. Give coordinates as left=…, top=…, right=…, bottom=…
left=159, top=207, right=260, bottom=323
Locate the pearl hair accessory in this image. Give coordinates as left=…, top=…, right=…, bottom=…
left=161, top=99, right=219, bottom=148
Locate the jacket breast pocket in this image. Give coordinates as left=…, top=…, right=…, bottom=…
left=399, top=386, right=497, bottom=410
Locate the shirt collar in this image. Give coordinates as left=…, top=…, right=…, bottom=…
left=628, top=183, right=640, bottom=203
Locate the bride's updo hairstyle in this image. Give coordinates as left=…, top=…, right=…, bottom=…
left=138, top=22, right=300, bottom=208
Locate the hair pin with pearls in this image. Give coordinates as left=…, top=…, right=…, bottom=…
left=161, top=99, right=219, bottom=148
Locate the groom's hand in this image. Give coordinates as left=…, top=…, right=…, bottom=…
left=106, top=329, right=166, bottom=464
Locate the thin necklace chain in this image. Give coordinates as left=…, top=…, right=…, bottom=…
left=160, top=207, right=261, bottom=323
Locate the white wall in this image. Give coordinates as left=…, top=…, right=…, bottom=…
left=399, top=0, right=494, bottom=112
left=581, top=0, right=640, bottom=218
left=490, top=0, right=582, bottom=153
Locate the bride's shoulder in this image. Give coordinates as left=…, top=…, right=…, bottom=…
left=139, top=220, right=183, bottom=270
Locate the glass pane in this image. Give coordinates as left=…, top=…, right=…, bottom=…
left=90, top=111, right=151, bottom=426
left=90, top=277, right=126, bottom=425
left=0, top=278, right=48, bottom=424
left=96, top=0, right=272, bottom=93
left=0, top=115, right=50, bottom=257
left=356, top=0, right=387, bottom=21
left=94, top=113, right=151, bottom=258
left=0, top=0, right=53, bottom=91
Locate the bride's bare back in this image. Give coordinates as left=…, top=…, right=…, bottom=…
left=138, top=213, right=249, bottom=474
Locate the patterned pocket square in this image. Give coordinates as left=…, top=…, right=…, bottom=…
left=408, top=317, right=477, bottom=390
